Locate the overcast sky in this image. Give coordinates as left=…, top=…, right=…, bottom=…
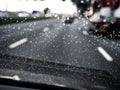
left=0, top=0, right=77, bottom=14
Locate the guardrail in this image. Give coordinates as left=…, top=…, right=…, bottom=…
left=0, top=17, right=51, bottom=25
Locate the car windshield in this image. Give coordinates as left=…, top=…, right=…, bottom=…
left=0, top=0, right=120, bottom=89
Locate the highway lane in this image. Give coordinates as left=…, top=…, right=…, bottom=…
left=0, top=18, right=120, bottom=78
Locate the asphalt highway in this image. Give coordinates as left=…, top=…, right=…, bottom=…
left=0, top=18, right=120, bottom=79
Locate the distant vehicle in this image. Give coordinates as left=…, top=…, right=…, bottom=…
left=32, top=11, right=44, bottom=18
left=62, top=16, right=74, bottom=24
left=17, top=11, right=30, bottom=17
left=0, top=11, right=9, bottom=17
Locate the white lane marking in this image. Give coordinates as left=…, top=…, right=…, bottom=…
left=54, top=83, right=65, bottom=87
left=9, top=38, right=28, bottom=49
left=0, top=75, right=21, bottom=81
left=43, top=27, right=49, bottom=32
left=97, top=47, right=113, bottom=61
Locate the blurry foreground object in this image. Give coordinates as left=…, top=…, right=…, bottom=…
left=89, top=0, right=120, bottom=34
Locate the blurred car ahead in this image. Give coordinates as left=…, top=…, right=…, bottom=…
left=62, top=16, right=74, bottom=24
left=17, top=11, right=30, bottom=17
left=32, top=11, right=44, bottom=18
left=90, top=7, right=120, bottom=35
left=0, top=11, right=9, bottom=17
left=89, top=0, right=120, bottom=35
